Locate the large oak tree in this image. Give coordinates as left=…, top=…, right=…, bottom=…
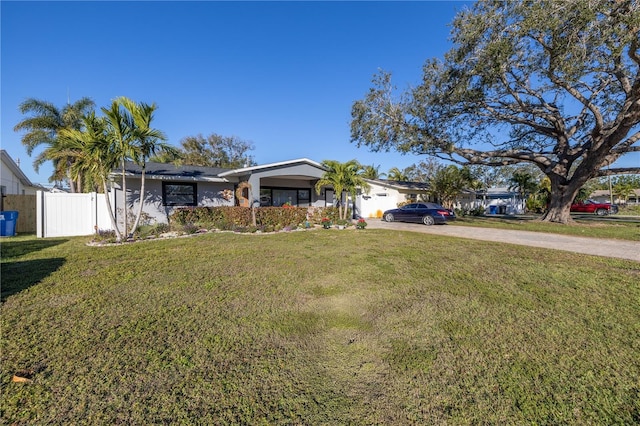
left=161, top=133, right=256, bottom=169
left=351, top=0, right=640, bottom=223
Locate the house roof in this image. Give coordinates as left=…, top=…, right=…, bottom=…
left=365, top=178, right=431, bottom=192
left=218, top=158, right=326, bottom=178
left=113, top=161, right=232, bottom=182
left=1, top=149, right=35, bottom=187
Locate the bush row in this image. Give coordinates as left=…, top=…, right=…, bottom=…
left=168, top=206, right=350, bottom=232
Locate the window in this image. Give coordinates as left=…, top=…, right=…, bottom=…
left=298, top=189, right=310, bottom=207
left=260, top=187, right=312, bottom=207
left=162, top=182, right=197, bottom=206
left=260, top=189, right=272, bottom=206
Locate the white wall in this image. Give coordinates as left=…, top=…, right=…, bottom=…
left=1, top=157, right=28, bottom=195
left=358, top=184, right=405, bottom=218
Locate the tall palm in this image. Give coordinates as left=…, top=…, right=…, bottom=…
left=102, top=99, right=138, bottom=238
left=362, top=164, right=385, bottom=180
left=315, top=159, right=370, bottom=220
left=508, top=171, right=538, bottom=202
left=117, top=97, right=175, bottom=236
left=57, top=113, right=124, bottom=241
left=387, top=167, right=409, bottom=181
left=14, top=97, right=95, bottom=192
left=613, top=181, right=634, bottom=204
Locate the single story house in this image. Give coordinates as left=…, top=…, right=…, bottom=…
left=110, top=158, right=340, bottom=225
left=1, top=150, right=41, bottom=197
left=472, top=187, right=523, bottom=215
left=109, top=158, right=533, bottom=227
left=590, top=189, right=640, bottom=205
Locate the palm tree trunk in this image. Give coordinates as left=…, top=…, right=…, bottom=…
left=130, top=165, right=146, bottom=237
left=121, top=158, right=128, bottom=238
left=102, top=179, right=123, bottom=242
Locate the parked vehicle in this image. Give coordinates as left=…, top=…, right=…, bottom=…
left=570, top=199, right=618, bottom=215
left=382, top=203, right=456, bottom=225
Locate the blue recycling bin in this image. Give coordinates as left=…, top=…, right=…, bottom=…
left=0, top=211, right=19, bottom=236
left=489, top=205, right=498, bottom=214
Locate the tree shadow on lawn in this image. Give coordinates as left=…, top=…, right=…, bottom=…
left=0, top=237, right=68, bottom=259
left=1, top=258, right=66, bottom=302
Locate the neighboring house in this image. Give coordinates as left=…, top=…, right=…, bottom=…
left=590, top=189, right=640, bottom=205
left=472, top=187, right=523, bottom=215
left=0, top=150, right=40, bottom=196
left=110, top=158, right=333, bottom=225
left=356, top=179, right=432, bottom=219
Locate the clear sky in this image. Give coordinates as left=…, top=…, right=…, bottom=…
left=2, top=0, right=469, bottom=185
left=2, top=1, right=636, bottom=187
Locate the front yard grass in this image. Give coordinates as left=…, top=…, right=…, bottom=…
left=1, top=231, right=639, bottom=424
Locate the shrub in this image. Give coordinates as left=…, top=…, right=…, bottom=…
left=182, top=223, right=199, bottom=234
left=92, top=229, right=117, bottom=243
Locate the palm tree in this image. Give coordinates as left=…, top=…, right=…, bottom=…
left=14, top=97, right=95, bottom=192
left=508, top=171, right=538, bottom=203
left=315, top=160, right=370, bottom=220
left=387, top=167, right=409, bottom=181
left=613, top=181, right=635, bottom=205
left=362, top=164, right=385, bottom=180
left=102, top=99, right=139, bottom=238
left=117, top=97, right=175, bottom=237
left=57, top=113, right=124, bottom=241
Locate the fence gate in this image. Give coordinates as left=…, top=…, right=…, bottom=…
left=37, top=191, right=113, bottom=238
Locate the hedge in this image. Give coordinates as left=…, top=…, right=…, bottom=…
left=168, top=206, right=349, bottom=232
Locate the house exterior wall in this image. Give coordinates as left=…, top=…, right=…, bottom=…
left=114, top=178, right=235, bottom=225
left=357, top=183, right=406, bottom=218
left=1, top=154, right=37, bottom=195
left=590, top=190, right=640, bottom=205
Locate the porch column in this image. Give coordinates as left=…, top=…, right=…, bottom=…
left=247, top=175, right=261, bottom=207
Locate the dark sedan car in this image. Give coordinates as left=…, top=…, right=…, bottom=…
left=382, top=202, right=456, bottom=225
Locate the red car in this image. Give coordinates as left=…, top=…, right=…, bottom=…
left=570, top=199, right=618, bottom=216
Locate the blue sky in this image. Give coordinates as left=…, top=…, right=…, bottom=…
left=2, top=1, right=468, bottom=185
left=2, top=1, right=637, bottom=186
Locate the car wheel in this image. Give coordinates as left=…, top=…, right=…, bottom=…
left=596, top=208, right=607, bottom=216
left=384, top=213, right=394, bottom=222
left=422, top=215, right=435, bottom=226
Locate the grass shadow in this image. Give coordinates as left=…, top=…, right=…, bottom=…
left=0, top=238, right=68, bottom=259
left=1, top=258, right=66, bottom=302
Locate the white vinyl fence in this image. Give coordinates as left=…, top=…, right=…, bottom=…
left=36, top=191, right=114, bottom=238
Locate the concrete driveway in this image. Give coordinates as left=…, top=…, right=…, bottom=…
left=366, top=219, right=640, bottom=262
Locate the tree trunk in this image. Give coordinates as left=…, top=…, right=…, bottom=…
left=540, top=179, right=580, bottom=224
left=130, top=165, right=146, bottom=238
left=121, top=159, right=128, bottom=238
left=102, top=179, right=123, bottom=242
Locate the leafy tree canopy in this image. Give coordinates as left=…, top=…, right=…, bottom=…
left=157, top=133, right=256, bottom=169
left=351, top=0, right=640, bottom=223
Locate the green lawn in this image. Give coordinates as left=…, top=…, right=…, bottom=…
left=2, top=230, right=639, bottom=424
